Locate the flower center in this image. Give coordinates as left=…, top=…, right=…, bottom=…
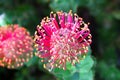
left=50, top=28, right=79, bottom=56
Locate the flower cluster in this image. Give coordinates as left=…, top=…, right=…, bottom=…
left=34, top=11, right=92, bottom=70
left=0, top=24, right=33, bottom=68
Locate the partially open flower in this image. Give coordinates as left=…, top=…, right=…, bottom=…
left=0, top=24, right=33, bottom=68
left=34, top=11, right=92, bottom=70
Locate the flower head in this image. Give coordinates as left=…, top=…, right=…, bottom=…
left=0, top=24, right=33, bottom=68
left=34, top=11, right=92, bottom=70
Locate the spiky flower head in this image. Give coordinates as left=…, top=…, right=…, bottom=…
left=34, top=11, right=92, bottom=70
left=0, top=24, right=33, bottom=68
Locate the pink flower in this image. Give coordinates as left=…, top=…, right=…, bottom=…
left=0, top=24, right=33, bottom=68
left=34, top=11, right=92, bottom=70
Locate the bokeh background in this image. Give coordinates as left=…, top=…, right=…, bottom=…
left=0, top=0, right=120, bottom=80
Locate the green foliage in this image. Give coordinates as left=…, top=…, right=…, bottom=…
left=0, top=13, right=12, bottom=26
left=50, top=0, right=79, bottom=12
left=51, top=50, right=94, bottom=80
left=25, top=56, right=39, bottom=67
left=112, top=11, right=120, bottom=20
left=97, top=61, right=120, bottom=80
left=5, top=4, right=38, bottom=34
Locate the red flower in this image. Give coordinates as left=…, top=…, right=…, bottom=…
left=0, top=24, right=33, bottom=68
left=34, top=11, right=92, bottom=70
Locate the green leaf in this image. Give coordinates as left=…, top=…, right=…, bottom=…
left=71, top=72, right=80, bottom=80
left=79, top=70, right=94, bottom=80
left=53, top=68, right=72, bottom=78
left=51, top=48, right=94, bottom=80
left=0, top=13, right=11, bottom=26
left=112, top=11, right=120, bottom=20
left=97, top=61, right=120, bottom=80
left=25, top=56, right=39, bottom=67
left=76, top=54, right=94, bottom=73
left=50, top=0, right=79, bottom=12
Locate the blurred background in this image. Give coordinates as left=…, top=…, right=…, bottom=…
left=0, top=0, right=120, bottom=80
